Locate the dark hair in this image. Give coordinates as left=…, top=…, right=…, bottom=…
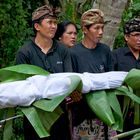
left=32, top=14, right=56, bottom=34
left=54, top=20, right=78, bottom=40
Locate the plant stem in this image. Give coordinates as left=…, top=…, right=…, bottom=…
left=112, top=128, right=140, bottom=139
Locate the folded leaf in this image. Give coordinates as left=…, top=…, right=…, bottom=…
left=86, top=90, right=115, bottom=126
left=106, top=90, right=123, bottom=131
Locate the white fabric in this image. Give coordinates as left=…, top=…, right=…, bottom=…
left=0, top=71, right=128, bottom=108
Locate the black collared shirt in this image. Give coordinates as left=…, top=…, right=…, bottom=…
left=113, top=45, right=140, bottom=71
left=16, top=38, right=73, bottom=73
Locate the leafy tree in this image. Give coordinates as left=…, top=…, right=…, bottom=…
left=0, top=0, right=44, bottom=68
left=113, top=0, right=140, bottom=49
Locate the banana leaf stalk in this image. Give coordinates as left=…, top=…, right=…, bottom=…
left=112, top=128, right=140, bottom=139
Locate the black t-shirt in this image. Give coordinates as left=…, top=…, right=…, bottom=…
left=113, top=45, right=140, bottom=72
left=70, top=42, right=113, bottom=125
left=70, top=42, right=113, bottom=73
left=16, top=38, right=73, bottom=73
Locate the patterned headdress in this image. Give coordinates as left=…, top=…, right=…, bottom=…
left=81, top=9, right=104, bottom=26
left=124, top=18, right=140, bottom=34
left=32, top=5, right=60, bottom=21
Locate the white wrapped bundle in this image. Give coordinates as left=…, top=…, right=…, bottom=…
left=0, top=71, right=128, bottom=108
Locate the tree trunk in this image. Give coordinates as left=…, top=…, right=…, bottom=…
left=92, top=0, right=129, bottom=48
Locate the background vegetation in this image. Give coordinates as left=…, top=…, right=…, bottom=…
left=0, top=0, right=139, bottom=67
left=113, top=0, right=140, bottom=49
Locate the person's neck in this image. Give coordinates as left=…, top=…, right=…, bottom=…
left=82, top=38, right=97, bottom=49
left=35, top=34, right=53, bottom=54
left=129, top=47, right=140, bottom=60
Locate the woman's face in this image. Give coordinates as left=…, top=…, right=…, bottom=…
left=60, top=24, right=77, bottom=48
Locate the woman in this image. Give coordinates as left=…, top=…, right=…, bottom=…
left=54, top=20, right=78, bottom=48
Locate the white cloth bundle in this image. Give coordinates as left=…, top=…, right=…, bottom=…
left=0, top=71, right=128, bottom=108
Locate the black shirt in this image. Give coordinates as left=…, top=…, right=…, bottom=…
left=16, top=38, right=73, bottom=73
left=70, top=42, right=113, bottom=126
left=70, top=42, right=113, bottom=73
left=15, top=38, right=72, bottom=140
left=113, top=45, right=140, bottom=71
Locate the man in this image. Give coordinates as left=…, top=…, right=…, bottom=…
left=16, top=5, right=72, bottom=140
left=113, top=18, right=140, bottom=71
left=16, top=5, right=72, bottom=73
left=113, top=18, right=140, bottom=139
left=70, top=9, right=115, bottom=140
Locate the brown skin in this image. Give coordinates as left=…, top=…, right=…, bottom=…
left=60, top=24, right=77, bottom=48
left=125, top=31, right=140, bottom=59
left=82, top=23, right=104, bottom=49
left=34, top=17, right=58, bottom=53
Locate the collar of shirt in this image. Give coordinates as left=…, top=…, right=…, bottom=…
left=31, top=37, right=57, bottom=54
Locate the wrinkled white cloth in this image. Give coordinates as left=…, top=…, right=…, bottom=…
left=0, top=71, right=128, bottom=108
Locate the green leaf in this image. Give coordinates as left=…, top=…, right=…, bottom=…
left=21, top=107, right=50, bottom=138
left=132, top=133, right=140, bottom=140
left=123, top=96, right=130, bottom=120
left=134, top=90, right=140, bottom=124
left=124, top=69, right=140, bottom=90
left=0, top=64, right=49, bottom=83
left=3, top=108, right=15, bottom=140
left=106, top=90, right=123, bottom=131
left=33, top=75, right=82, bottom=112
left=117, top=86, right=140, bottom=104
left=86, top=90, right=115, bottom=126
left=36, top=106, right=63, bottom=131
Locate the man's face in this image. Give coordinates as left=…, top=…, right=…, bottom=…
left=84, top=23, right=104, bottom=43
left=125, top=32, right=140, bottom=51
left=35, top=17, right=58, bottom=39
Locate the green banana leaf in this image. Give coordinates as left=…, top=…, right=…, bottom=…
left=21, top=107, right=50, bottom=138
left=3, top=108, right=15, bottom=140
left=0, top=64, right=49, bottom=83
left=86, top=90, right=115, bottom=126
left=132, top=133, right=140, bottom=140
left=106, top=90, right=123, bottom=131
left=134, top=90, right=140, bottom=124
left=124, top=69, right=140, bottom=90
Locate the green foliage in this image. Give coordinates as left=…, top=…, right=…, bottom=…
left=0, top=0, right=45, bottom=68
left=113, top=0, right=140, bottom=49
left=0, top=0, right=30, bottom=67
left=57, top=0, right=93, bottom=41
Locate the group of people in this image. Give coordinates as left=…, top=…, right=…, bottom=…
left=15, top=4, right=140, bottom=140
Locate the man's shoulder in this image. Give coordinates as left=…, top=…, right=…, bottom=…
left=54, top=40, right=67, bottom=49
left=18, top=39, right=34, bottom=52
left=113, top=46, right=127, bottom=54
left=97, top=43, right=110, bottom=49
left=53, top=40, right=70, bottom=54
